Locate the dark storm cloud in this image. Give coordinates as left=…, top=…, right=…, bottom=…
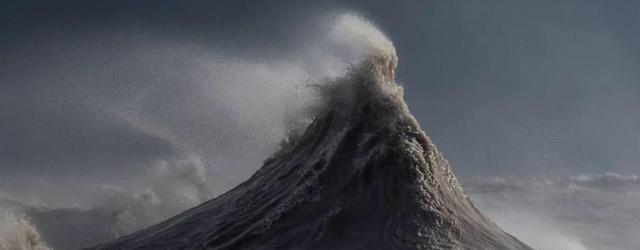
left=1, top=0, right=639, bottom=181
left=0, top=0, right=337, bottom=60
left=0, top=93, right=177, bottom=175
left=0, top=0, right=314, bottom=177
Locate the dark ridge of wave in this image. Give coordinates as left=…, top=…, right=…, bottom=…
left=87, top=24, right=531, bottom=249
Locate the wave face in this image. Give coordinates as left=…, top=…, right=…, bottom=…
left=88, top=15, right=530, bottom=250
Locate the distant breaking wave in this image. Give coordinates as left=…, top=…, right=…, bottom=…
left=466, top=173, right=640, bottom=250
left=0, top=159, right=212, bottom=250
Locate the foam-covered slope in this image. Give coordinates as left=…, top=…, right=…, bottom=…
left=88, top=43, right=531, bottom=249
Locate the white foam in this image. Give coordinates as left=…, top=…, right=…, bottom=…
left=0, top=209, right=50, bottom=250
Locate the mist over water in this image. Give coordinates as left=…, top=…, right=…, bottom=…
left=467, top=173, right=640, bottom=250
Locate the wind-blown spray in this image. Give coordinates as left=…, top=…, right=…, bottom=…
left=89, top=13, right=531, bottom=250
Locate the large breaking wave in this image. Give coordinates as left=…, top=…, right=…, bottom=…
left=87, top=13, right=530, bottom=250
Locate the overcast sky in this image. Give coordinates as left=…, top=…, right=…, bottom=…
left=1, top=0, right=639, bottom=187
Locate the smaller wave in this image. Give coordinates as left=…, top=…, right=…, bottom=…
left=0, top=208, right=50, bottom=250
left=111, top=158, right=212, bottom=235
left=566, top=173, right=640, bottom=192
